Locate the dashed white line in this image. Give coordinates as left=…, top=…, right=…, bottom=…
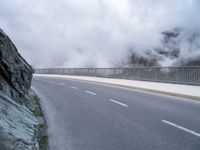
left=58, top=83, right=65, bottom=86
left=109, top=99, right=128, bottom=107
left=162, top=120, right=200, bottom=138
left=85, top=90, right=97, bottom=95
left=70, top=86, right=78, bottom=89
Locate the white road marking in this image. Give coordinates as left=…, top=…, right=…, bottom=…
left=162, top=120, right=200, bottom=138
left=70, top=86, right=78, bottom=89
left=85, top=90, right=97, bottom=95
left=109, top=99, right=128, bottom=107
left=58, top=83, right=65, bottom=86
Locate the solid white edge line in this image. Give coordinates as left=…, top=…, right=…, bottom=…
left=70, top=86, right=78, bottom=89
left=162, top=120, right=200, bottom=138
left=85, top=90, right=97, bottom=95
left=109, top=99, right=128, bottom=107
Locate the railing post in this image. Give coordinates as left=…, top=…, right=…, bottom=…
left=138, top=68, right=141, bottom=80
left=155, top=67, right=157, bottom=81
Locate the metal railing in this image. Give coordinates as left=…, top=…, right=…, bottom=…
left=34, top=66, right=200, bottom=85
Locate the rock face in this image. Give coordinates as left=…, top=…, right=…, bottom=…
left=0, top=29, right=39, bottom=150
left=0, top=28, right=33, bottom=103
left=0, top=91, right=39, bottom=150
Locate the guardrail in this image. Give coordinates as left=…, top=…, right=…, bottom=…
left=34, top=67, right=200, bottom=85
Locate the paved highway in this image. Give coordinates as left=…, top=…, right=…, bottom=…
left=32, top=76, right=200, bottom=150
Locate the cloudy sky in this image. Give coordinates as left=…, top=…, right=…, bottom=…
left=1, top=0, right=200, bottom=67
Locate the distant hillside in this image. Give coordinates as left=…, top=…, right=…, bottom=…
left=128, top=28, right=200, bottom=67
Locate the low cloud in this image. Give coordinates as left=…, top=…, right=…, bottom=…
left=1, top=0, right=200, bottom=67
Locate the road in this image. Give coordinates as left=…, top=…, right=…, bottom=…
left=32, top=75, right=200, bottom=150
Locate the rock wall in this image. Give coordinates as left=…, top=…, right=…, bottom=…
left=0, top=29, right=39, bottom=150
left=0, top=91, right=39, bottom=150
left=0, top=28, right=33, bottom=104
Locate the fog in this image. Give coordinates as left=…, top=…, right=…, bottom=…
left=1, top=0, right=200, bottom=67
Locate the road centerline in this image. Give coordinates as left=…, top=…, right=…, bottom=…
left=70, top=86, right=78, bottom=89
left=162, top=120, right=200, bottom=138
left=85, top=90, right=97, bottom=95
left=58, top=83, right=65, bottom=86
left=109, top=99, right=128, bottom=107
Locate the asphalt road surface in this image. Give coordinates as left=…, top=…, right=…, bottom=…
left=32, top=76, right=200, bottom=150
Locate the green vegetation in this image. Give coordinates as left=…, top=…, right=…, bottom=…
left=29, top=89, right=49, bottom=150
left=40, top=135, right=49, bottom=150
left=29, top=93, right=44, bottom=116
left=39, top=123, right=46, bottom=129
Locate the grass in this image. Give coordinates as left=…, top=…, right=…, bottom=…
left=29, top=93, right=44, bottom=116
left=29, top=90, right=49, bottom=150
left=32, top=94, right=40, bottom=105
left=40, top=135, right=49, bottom=150
left=39, top=123, right=46, bottom=129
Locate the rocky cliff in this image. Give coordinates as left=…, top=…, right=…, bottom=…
left=0, top=28, right=39, bottom=150
left=0, top=28, right=33, bottom=104
left=0, top=92, right=39, bottom=150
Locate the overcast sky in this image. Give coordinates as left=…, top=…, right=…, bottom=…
left=1, top=0, right=200, bottom=67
